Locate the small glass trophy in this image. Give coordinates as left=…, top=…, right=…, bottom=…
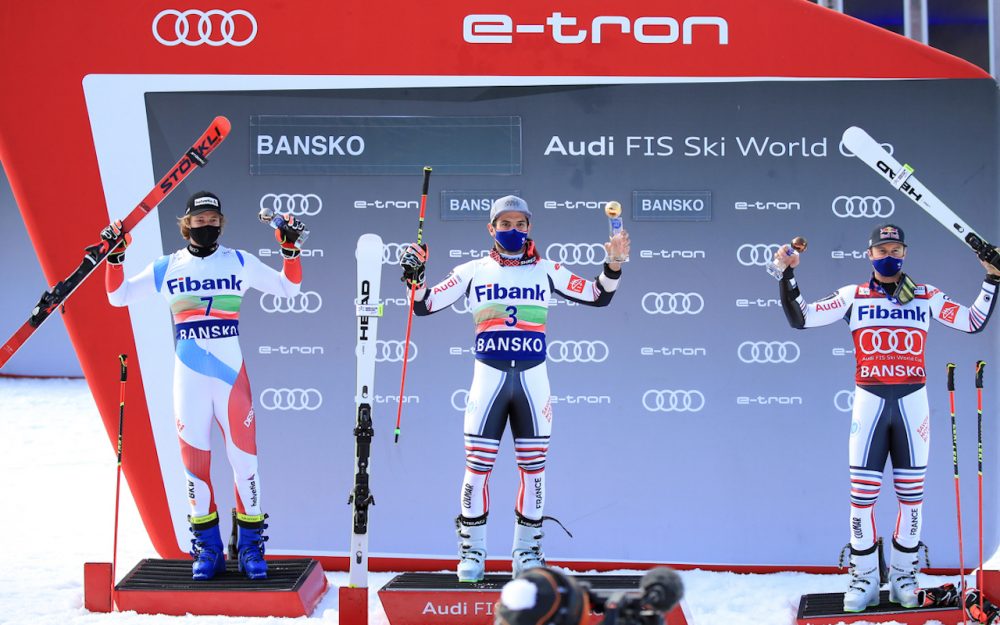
left=766, top=236, right=808, bottom=280
left=605, top=200, right=628, bottom=263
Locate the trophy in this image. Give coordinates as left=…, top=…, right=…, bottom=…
left=258, top=206, right=310, bottom=249
left=604, top=200, right=628, bottom=263
left=765, top=236, right=808, bottom=280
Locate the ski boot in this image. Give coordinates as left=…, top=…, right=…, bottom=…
left=840, top=542, right=881, bottom=612
left=236, top=512, right=269, bottom=580
left=455, top=514, right=487, bottom=583
left=888, top=539, right=926, bottom=608
left=190, top=511, right=226, bottom=580
left=512, top=512, right=546, bottom=577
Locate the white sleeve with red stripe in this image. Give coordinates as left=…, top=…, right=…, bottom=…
left=802, top=285, right=857, bottom=328
left=242, top=251, right=301, bottom=298
left=106, top=260, right=158, bottom=308
left=414, top=261, right=476, bottom=315
left=926, top=280, right=998, bottom=333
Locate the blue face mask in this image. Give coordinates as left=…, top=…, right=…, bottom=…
left=494, top=228, right=528, bottom=252
left=872, top=256, right=903, bottom=277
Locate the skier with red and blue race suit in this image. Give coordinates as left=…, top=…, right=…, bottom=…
left=777, top=224, right=1000, bottom=612
left=102, top=191, right=307, bottom=581
left=399, top=195, right=630, bottom=582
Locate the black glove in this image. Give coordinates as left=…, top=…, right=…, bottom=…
left=400, top=242, right=428, bottom=287
left=100, top=220, right=131, bottom=265
left=274, top=216, right=307, bottom=259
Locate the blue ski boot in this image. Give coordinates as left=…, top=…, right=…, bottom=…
left=236, top=513, right=269, bottom=580
left=190, top=512, right=226, bottom=580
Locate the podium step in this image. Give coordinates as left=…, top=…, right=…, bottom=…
left=113, top=558, right=327, bottom=617
left=797, top=590, right=966, bottom=625
left=379, top=572, right=692, bottom=625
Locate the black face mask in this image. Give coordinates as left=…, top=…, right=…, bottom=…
left=189, top=225, right=221, bottom=249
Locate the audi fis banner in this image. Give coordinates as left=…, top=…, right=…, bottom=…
left=126, top=79, right=999, bottom=568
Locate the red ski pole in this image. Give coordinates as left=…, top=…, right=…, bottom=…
left=112, top=354, right=128, bottom=586
left=948, top=363, right=968, bottom=613
left=977, top=360, right=986, bottom=617
left=394, top=166, right=432, bottom=443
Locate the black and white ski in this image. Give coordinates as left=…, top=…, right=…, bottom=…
left=347, top=233, right=384, bottom=588
left=841, top=126, right=1000, bottom=269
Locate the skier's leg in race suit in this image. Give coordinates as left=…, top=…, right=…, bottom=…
left=174, top=338, right=262, bottom=518
left=508, top=363, right=552, bottom=522
left=460, top=360, right=552, bottom=519
left=848, top=384, right=928, bottom=550
left=174, top=348, right=218, bottom=519
left=212, top=362, right=261, bottom=516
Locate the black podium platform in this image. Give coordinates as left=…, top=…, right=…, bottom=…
left=113, top=558, right=327, bottom=617
left=797, top=590, right=965, bottom=625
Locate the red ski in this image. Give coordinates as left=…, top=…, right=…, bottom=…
left=0, top=115, right=232, bottom=369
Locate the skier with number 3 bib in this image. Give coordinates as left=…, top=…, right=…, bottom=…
left=399, top=195, right=630, bottom=582
left=102, top=191, right=308, bottom=581
left=775, top=224, right=1000, bottom=612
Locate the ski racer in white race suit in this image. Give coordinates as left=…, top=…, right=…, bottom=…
left=101, top=191, right=307, bottom=581
left=399, top=195, right=630, bottom=582
left=777, top=224, right=1000, bottom=612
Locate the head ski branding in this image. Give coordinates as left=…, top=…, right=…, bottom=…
left=875, top=160, right=923, bottom=202
left=359, top=279, right=371, bottom=341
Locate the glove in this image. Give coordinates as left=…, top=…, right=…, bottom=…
left=274, top=215, right=307, bottom=259
left=100, top=220, right=131, bottom=265
left=400, top=242, right=428, bottom=287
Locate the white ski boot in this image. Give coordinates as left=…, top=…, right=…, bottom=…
left=456, top=515, right=487, bottom=583
left=842, top=543, right=881, bottom=612
left=888, top=539, right=924, bottom=608
left=512, top=513, right=546, bottom=577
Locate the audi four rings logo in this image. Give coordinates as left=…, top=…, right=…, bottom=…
left=451, top=389, right=470, bottom=412
left=259, top=193, right=323, bottom=216
left=831, top=196, right=895, bottom=218
left=376, top=340, right=418, bottom=362
left=737, top=244, right=782, bottom=267
left=259, top=388, right=322, bottom=411
left=858, top=328, right=924, bottom=355
left=642, top=390, right=705, bottom=412
left=737, top=341, right=800, bottom=363
left=152, top=9, right=257, bottom=46
left=834, top=390, right=855, bottom=413
left=382, top=243, right=408, bottom=266
left=547, top=340, right=609, bottom=363
left=546, top=243, right=607, bottom=265
left=259, top=291, right=323, bottom=313
left=641, top=292, right=704, bottom=315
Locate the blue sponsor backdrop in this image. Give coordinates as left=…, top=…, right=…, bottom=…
left=139, top=81, right=999, bottom=567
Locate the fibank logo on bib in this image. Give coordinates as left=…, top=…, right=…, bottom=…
left=167, top=274, right=242, bottom=295
left=632, top=191, right=712, bottom=222
left=474, top=284, right=547, bottom=302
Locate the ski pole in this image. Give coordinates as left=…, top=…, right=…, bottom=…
left=948, top=363, right=968, bottom=611
left=977, top=360, right=987, bottom=617
left=394, top=166, right=432, bottom=444
left=112, top=354, right=128, bottom=587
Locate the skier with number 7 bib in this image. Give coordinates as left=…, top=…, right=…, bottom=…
left=776, top=224, right=1000, bottom=612
left=399, top=195, right=630, bottom=582
left=102, top=191, right=308, bottom=581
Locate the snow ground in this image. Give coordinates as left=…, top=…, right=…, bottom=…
left=0, top=377, right=969, bottom=625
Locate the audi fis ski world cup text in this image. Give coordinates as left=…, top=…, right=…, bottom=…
left=543, top=135, right=831, bottom=158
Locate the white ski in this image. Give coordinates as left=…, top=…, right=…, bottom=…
left=841, top=126, right=997, bottom=264
left=348, top=233, right=384, bottom=588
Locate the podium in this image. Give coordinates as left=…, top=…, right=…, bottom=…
left=378, top=572, right=693, bottom=625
